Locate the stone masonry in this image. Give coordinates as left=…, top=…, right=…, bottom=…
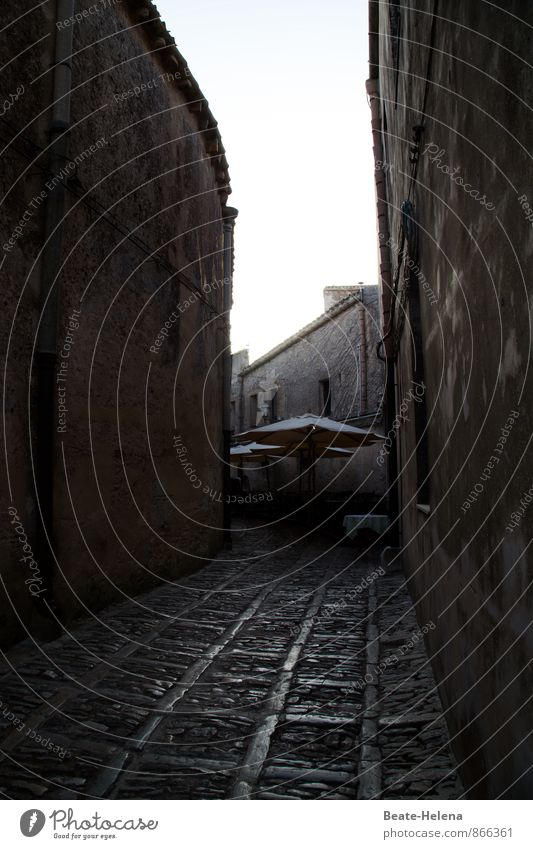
left=0, top=521, right=457, bottom=799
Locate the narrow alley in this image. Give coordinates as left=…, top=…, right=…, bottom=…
left=0, top=522, right=458, bottom=801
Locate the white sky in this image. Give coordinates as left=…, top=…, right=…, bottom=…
left=155, top=0, right=377, bottom=361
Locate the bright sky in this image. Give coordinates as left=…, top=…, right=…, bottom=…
left=155, top=0, right=377, bottom=361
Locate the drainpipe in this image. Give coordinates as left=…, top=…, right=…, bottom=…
left=367, top=3, right=399, bottom=543
left=35, top=0, right=75, bottom=610
left=357, top=291, right=368, bottom=416
left=239, top=372, right=244, bottom=432
left=366, top=76, right=393, bottom=353
left=222, top=206, right=238, bottom=547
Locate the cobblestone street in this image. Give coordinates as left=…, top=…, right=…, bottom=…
left=0, top=521, right=459, bottom=800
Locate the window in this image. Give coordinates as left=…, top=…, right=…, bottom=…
left=270, top=393, right=277, bottom=423
left=249, top=394, right=258, bottom=427
left=320, top=379, right=331, bottom=417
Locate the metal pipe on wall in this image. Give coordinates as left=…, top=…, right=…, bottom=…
left=34, top=0, right=75, bottom=613
left=358, top=297, right=368, bottom=416
left=366, top=76, right=394, bottom=353
left=222, top=206, right=238, bottom=547
left=367, top=4, right=399, bottom=540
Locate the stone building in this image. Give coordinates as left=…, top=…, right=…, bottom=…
left=368, top=1, right=533, bottom=796
left=232, top=286, right=386, bottom=498
left=0, top=1, right=235, bottom=647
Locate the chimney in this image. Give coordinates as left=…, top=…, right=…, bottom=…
left=232, top=348, right=249, bottom=375
left=323, top=285, right=362, bottom=312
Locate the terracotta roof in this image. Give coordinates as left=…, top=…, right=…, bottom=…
left=124, top=1, right=231, bottom=203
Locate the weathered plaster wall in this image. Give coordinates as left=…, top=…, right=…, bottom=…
left=230, top=348, right=249, bottom=434
left=0, top=1, right=55, bottom=646
left=375, top=1, right=533, bottom=796
left=0, top=2, right=230, bottom=646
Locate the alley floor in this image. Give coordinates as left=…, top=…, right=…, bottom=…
left=0, top=520, right=460, bottom=800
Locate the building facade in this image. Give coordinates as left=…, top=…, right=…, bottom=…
left=232, top=286, right=386, bottom=499
left=0, top=1, right=235, bottom=647
left=369, top=1, right=533, bottom=796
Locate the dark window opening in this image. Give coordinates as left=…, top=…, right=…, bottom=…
left=249, top=394, right=258, bottom=427
left=270, top=393, right=277, bottom=423
left=320, top=379, right=332, bottom=417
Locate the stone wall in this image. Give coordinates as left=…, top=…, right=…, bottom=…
left=230, top=348, right=249, bottom=434
left=232, top=287, right=386, bottom=498
left=371, top=1, right=533, bottom=797
left=0, top=2, right=231, bottom=646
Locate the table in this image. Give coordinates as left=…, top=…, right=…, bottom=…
left=342, top=513, right=390, bottom=539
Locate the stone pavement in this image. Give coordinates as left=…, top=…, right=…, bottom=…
left=0, top=520, right=460, bottom=799
left=365, top=555, right=462, bottom=799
